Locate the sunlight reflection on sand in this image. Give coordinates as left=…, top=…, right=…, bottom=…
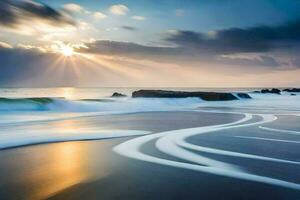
left=0, top=141, right=113, bottom=200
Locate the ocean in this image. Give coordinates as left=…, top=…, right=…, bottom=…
left=0, top=87, right=299, bottom=112
left=0, top=87, right=300, bottom=199
left=0, top=86, right=299, bottom=149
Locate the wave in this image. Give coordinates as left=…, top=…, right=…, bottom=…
left=0, top=96, right=203, bottom=113
left=0, top=97, right=54, bottom=104
left=0, top=90, right=250, bottom=112
left=1, top=92, right=299, bottom=114
left=0, top=129, right=151, bottom=149
left=0, top=97, right=56, bottom=111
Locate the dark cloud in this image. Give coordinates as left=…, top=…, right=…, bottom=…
left=0, top=0, right=75, bottom=28
left=77, top=20, right=300, bottom=69
left=78, top=39, right=292, bottom=70
left=78, top=40, right=181, bottom=59
left=165, top=21, right=300, bottom=54
left=0, top=46, right=139, bottom=87
left=0, top=47, right=50, bottom=85
left=121, top=26, right=138, bottom=31
left=0, top=47, right=84, bottom=86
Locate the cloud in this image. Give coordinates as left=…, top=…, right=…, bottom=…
left=0, top=41, right=13, bottom=49
left=0, top=46, right=103, bottom=86
left=131, top=16, right=145, bottom=21
left=93, top=12, right=107, bottom=19
left=62, top=3, right=83, bottom=13
left=0, top=0, right=75, bottom=29
left=0, top=47, right=51, bottom=85
left=77, top=40, right=180, bottom=60
left=175, top=9, right=185, bottom=17
left=218, top=54, right=282, bottom=67
left=78, top=39, right=263, bottom=67
left=109, top=4, right=129, bottom=16
left=121, top=26, right=137, bottom=31
left=76, top=20, right=300, bottom=70
left=62, top=4, right=107, bottom=21
left=165, top=21, right=300, bottom=54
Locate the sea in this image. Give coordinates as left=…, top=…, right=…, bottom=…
left=0, top=87, right=299, bottom=149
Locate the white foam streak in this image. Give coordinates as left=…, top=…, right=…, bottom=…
left=234, top=135, right=300, bottom=144
left=154, top=113, right=253, bottom=171
left=259, top=126, right=300, bottom=135
left=176, top=115, right=300, bottom=165
left=178, top=142, right=300, bottom=165
left=0, top=129, right=151, bottom=149
left=115, top=135, right=300, bottom=190
left=114, top=112, right=300, bottom=190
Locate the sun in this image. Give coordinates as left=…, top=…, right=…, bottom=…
left=61, top=46, right=74, bottom=57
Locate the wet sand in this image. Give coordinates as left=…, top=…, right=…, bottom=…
left=0, top=111, right=300, bottom=199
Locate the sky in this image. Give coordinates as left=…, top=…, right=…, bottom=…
left=0, top=0, right=300, bottom=87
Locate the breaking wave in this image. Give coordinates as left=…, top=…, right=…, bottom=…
left=0, top=97, right=203, bottom=113
left=1, top=93, right=300, bottom=114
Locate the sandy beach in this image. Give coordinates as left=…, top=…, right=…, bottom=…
left=0, top=109, right=300, bottom=200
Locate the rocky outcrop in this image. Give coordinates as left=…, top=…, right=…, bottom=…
left=283, top=88, right=300, bottom=93
left=237, top=93, right=252, bottom=99
left=132, top=90, right=250, bottom=101
left=253, top=91, right=261, bottom=93
left=112, top=92, right=127, bottom=97
left=261, top=88, right=281, bottom=94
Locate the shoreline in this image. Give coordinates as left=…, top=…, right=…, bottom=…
left=0, top=111, right=243, bottom=150
left=0, top=108, right=300, bottom=199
